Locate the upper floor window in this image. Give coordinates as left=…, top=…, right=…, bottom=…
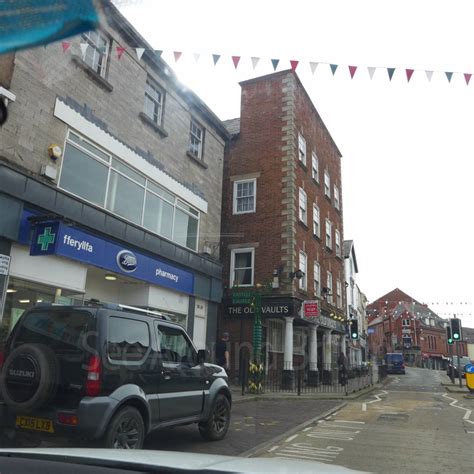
left=144, top=78, right=164, bottom=125
left=335, top=229, right=341, bottom=257
left=325, top=218, right=332, bottom=249
left=326, top=271, right=333, bottom=304
left=336, top=279, right=342, bottom=308
left=313, top=204, right=320, bottom=237
left=313, top=261, right=321, bottom=297
left=81, top=31, right=109, bottom=77
left=233, top=179, right=256, bottom=214
left=334, top=185, right=340, bottom=210
left=299, top=188, right=307, bottom=225
left=312, top=152, right=319, bottom=181
left=189, top=120, right=204, bottom=160
left=402, top=319, right=410, bottom=326
left=59, top=130, right=199, bottom=251
left=230, top=248, right=254, bottom=287
left=324, top=170, right=331, bottom=198
left=298, top=133, right=306, bottom=166
left=299, top=251, right=307, bottom=291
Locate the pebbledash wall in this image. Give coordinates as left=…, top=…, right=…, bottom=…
left=0, top=1, right=229, bottom=351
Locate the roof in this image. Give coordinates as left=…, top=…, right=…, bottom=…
left=463, top=327, right=474, bottom=343
left=223, top=118, right=241, bottom=136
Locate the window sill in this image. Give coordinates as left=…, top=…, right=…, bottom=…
left=298, top=221, right=309, bottom=231
left=312, top=234, right=321, bottom=243
left=187, top=151, right=208, bottom=169
left=139, top=112, right=169, bottom=137
left=325, top=246, right=333, bottom=253
left=325, top=194, right=331, bottom=202
left=71, top=55, right=113, bottom=92
left=312, top=178, right=320, bottom=187
left=298, top=161, right=308, bottom=172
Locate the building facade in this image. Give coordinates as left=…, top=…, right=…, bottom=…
left=220, top=70, right=346, bottom=385
left=0, top=2, right=228, bottom=351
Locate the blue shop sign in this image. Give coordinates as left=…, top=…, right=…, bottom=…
left=29, top=220, right=194, bottom=295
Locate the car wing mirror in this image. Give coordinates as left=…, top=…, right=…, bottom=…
left=197, top=349, right=209, bottom=364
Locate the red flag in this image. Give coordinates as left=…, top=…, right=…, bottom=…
left=349, top=65, right=357, bottom=79
left=173, top=51, right=182, bottom=62
left=232, top=56, right=241, bottom=69
left=406, top=69, right=414, bottom=82
left=464, top=73, right=472, bottom=85
left=116, top=46, right=126, bottom=60
left=290, top=60, right=299, bottom=71
left=61, top=41, right=71, bottom=53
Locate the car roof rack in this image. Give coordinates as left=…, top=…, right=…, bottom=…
left=116, top=304, right=171, bottom=321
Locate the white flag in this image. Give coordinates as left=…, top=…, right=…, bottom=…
left=368, top=67, right=376, bottom=80
left=309, top=62, right=319, bottom=75
left=425, top=70, right=434, bottom=82
left=80, top=43, right=88, bottom=59
left=251, top=57, right=260, bottom=70
left=135, top=47, right=145, bottom=61
left=193, top=53, right=201, bottom=63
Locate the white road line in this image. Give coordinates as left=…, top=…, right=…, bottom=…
left=268, top=445, right=279, bottom=452
left=362, top=390, right=387, bottom=411
left=333, top=420, right=366, bottom=424
left=285, top=434, right=298, bottom=443
left=442, top=393, right=473, bottom=423
left=303, top=427, right=312, bottom=432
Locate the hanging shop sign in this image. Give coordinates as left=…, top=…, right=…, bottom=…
left=303, top=300, right=319, bottom=318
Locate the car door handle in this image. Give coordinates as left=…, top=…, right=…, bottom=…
left=161, top=370, right=172, bottom=380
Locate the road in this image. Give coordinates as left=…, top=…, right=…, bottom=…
left=256, top=367, right=474, bottom=473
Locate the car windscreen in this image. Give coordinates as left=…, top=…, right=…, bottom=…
left=12, top=310, right=93, bottom=353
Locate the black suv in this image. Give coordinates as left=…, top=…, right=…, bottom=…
left=0, top=302, right=231, bottom=449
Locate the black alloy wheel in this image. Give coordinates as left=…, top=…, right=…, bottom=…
left=199, top=394, right=231, bottom=441
left=103, top=407, right=145, bottom=449
left=212, top=397, right=229, bottom=435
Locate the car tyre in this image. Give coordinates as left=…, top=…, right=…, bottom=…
left=103, top=406, right=145, bottom=449
left=199, top=394, right=230, bottom=441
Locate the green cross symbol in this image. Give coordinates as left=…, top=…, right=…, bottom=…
left=37, top=226, right=56, bottom=251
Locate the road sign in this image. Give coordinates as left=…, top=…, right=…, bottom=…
left=303, top=300, right=319, bottom=318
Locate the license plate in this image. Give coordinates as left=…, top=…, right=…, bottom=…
left=16, top=415, right=54, bottom=433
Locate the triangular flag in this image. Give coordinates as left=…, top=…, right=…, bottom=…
left=61, top=41, right=71, bottom=53
left=387, top=67, right=395, bottom=81
left=116, top=46, right=126, bottom=60
left=406, top=69, right=414, bottom=82
left=135, top=47, right=145, bottom=61
left=80, top=43, right=88, bottom=59
left=368, top=67, right=376, bottom=79
left=212, top=54, right=221, bottom=65
left=309, top=62, right=319, bottom=74
left=251, top=57, right=260, bottom=69
left=271, top=59, right=279, bottom=71
left=445, top=71, right=453, bottom=83
left=349, top=65, right=357, bottom=79
left=173, top=51, right=182, bottom=62
left=425, top=70, right=433, bottom=82
left=464, top=73, right=472, bottom=85
left=290, top=60, right=299, bottom=71
left=232, top=56, right=241, bottom=69
left=155, top=50, right=163, bottom=59
left=193, top=53, right=200, bottom=63
left=330, top=64, right=338, bottom=75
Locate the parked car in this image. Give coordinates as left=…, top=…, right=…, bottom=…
left=447, top=356, right=472, bottom=379
left=0, top=302, right=231, bottom=449
left=384, top=352, right=406, bottom=374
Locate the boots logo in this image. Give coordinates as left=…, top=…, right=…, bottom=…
left=116, top=250, right=137, bottom=273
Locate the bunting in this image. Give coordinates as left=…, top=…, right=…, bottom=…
left=53, top=43, right=474, bottom=87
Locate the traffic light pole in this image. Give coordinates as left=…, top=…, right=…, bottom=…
left=456, top=341, right=462, bottom=388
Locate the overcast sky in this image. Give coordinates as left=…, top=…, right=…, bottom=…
left=116, top=0, right=474, bottom=326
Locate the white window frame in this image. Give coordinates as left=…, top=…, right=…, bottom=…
left=233, top=178, right=256, bottom=215
left=326, top=271, right=333, bottom=304
left=299, top=188, right=307, bottom=225
left=144, top=77, right=164, bottom=125
left=81, top=30, right=109, bottom=78
left=312, top=152, right=319, bottom=182
left=325, top=218, right=332, bottom=249
left=334, top=185, right=340, bottom=210
left=299, top=251, right=307, bottom=291
left=335, top=229, right=341, bottom=257
left=313, top=261, right=321, bottom=297
left=189, top=119, right=204, bottom=160
left=324, top=170, right=331, bottom=198
left=336, top=279, right=342, bottom=308
left=298, top=133, right=307, bottom=166
left=230, top=248, right=255, bottom=287
left=313, top=204, right=320, bottom=237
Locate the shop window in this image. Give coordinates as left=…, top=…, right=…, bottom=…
left=269, top=320, right=283, bottom=352
left=107, top=316, right=150, bottom=362
left=230, top=248, right=254, bottom=287
left=293, top=329, right=305, bottom=355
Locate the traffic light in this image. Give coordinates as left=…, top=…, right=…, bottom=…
left=446, top=325, right=453, bottom=345
left=450, top=318, right=462, bottom=341
left=350, top=320, right=359, bottom=340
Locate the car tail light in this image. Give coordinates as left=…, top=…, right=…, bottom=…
left=57, top=413, right=79, bottom=426
left=85, top=355, right=102, bottom=397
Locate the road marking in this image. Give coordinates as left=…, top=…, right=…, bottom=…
left=285, top=434, right=298, bottom=443
left=268, top=445, right=279, bottom=452
left=333, top=420, right=365, bottom=424
left=303, top=427, right=312, bottom=432
left=362, top=390, right=387, bottom=411
left=273, top=443, right=344, bottom=463
left=442, top=393, right=473, bottom=423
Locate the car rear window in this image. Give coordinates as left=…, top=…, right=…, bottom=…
left=12, top=310, right=93, bottom=353
left=386, top=353, right=403, bottom=362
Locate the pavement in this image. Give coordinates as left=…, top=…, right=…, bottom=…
left=254, top=367, right=474, bottom=473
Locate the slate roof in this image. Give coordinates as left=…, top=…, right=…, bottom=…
left=223, top=118, right=241, bottom=136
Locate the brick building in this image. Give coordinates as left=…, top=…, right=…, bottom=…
left=220, top=70, right=346, bottom=385
left=0, top=1, right=228, bottom=350
left=366, top=288, right=467, bottom=368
